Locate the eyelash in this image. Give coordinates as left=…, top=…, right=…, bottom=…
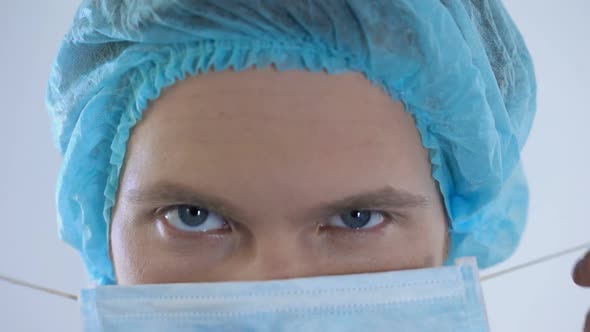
left=321, top=210, right=399, bottom=234
left=156, top=205, right=401, bottom=235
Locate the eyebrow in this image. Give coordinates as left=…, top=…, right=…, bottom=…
left=122, top=182, right=429, bottom=221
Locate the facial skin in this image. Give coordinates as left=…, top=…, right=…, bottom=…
left=110, top=65, right=449, bottom=285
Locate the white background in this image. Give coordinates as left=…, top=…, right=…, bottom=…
left=0, top=1, right=588, bottom=331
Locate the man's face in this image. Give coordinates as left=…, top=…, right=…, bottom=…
left=110, top=66, right=448, bottom=285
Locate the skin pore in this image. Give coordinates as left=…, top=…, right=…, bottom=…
left=110, top=65, right=449, bottom=285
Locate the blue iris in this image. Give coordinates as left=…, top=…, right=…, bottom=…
left=178, top=205, right=209, bottom=227
left=340, top=210, right=371, bottom=229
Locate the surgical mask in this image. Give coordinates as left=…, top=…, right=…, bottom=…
left=80, top=257, right=489, bottom=331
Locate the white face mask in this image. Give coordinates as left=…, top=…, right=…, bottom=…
left=80, top=257, right=489, bottom=331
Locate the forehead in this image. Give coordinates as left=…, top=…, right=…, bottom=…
left=122, top=67, right=433, bottom=206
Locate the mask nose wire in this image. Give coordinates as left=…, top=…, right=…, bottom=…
left=0, top=241, right=588, bottom=302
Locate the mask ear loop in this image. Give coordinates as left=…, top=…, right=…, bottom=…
left=0, top=242, right=588, bottom=302
left=0, top=274, right=77, bottom=301
left=480, top=241, right=590, bottom=281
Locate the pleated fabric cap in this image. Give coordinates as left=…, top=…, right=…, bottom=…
left=46, top=0, right=536, bottom=285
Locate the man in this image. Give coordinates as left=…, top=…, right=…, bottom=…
left=47, top=0, right=558, bottom=330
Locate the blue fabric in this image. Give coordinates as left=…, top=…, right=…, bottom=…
left=46, top=0, right=537, bottom=285
left=80, top=258, right=489, bottom=331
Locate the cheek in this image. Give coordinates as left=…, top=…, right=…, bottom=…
left=110, top=208, right=163, bottom=285
left=380, top=214, right=448, bottom=269
left=110, top=207, right=235, bottom=284
left=315, top=218, right=447, bottom=276
left=110, top=211, right=148, bottom=285
left=372, top=227, right=446, bottom=270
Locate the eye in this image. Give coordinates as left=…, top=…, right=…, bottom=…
left=163, top=205, right=228, bottom=232
left=327, top=210, right=385, bottom=230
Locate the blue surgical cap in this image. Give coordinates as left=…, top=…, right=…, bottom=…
left=46, top=0, right=536, bottom=285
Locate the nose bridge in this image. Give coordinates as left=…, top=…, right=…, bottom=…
left=243, top=228, right=312, bottom=281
